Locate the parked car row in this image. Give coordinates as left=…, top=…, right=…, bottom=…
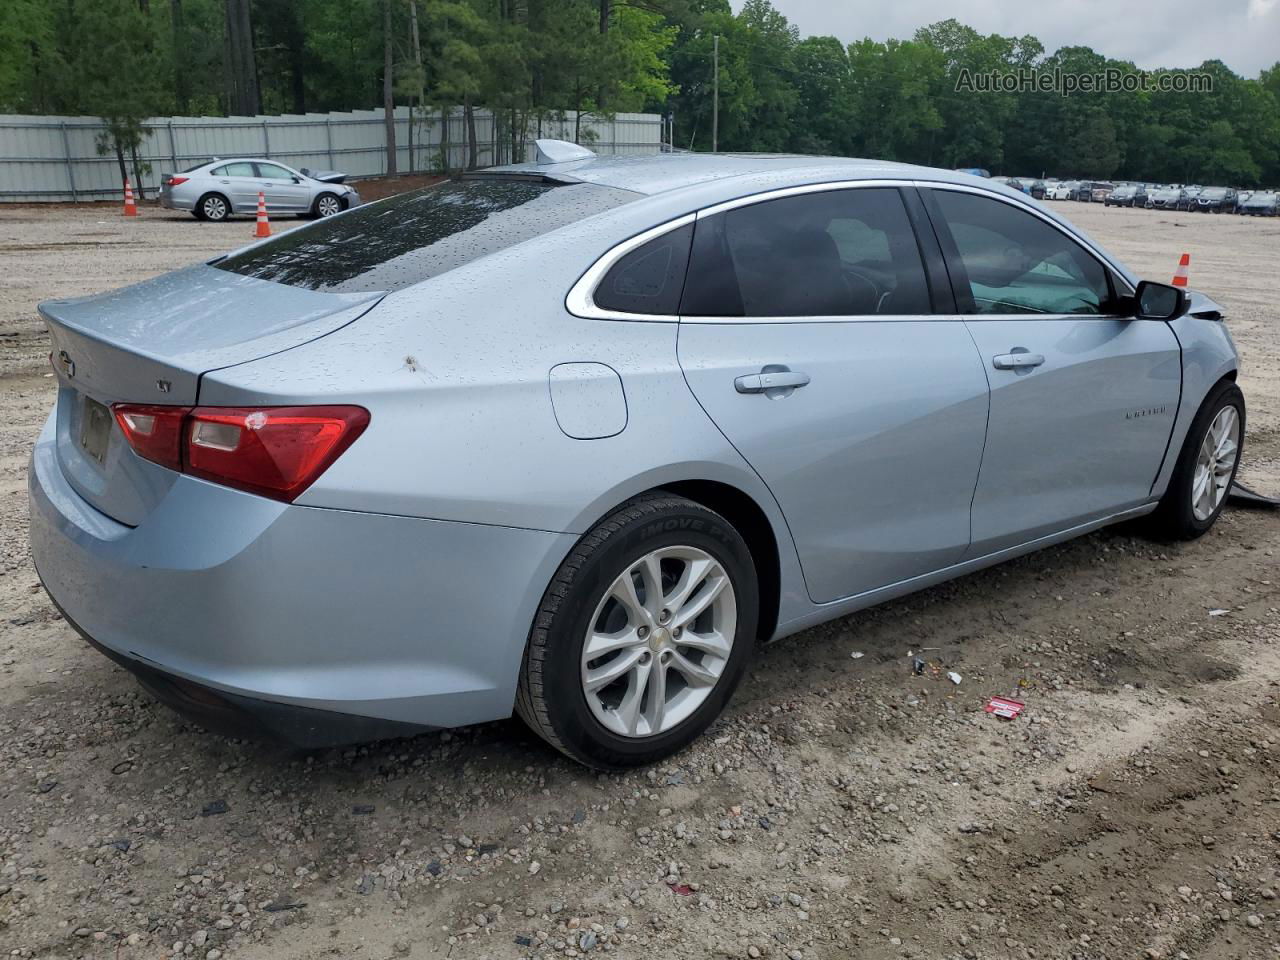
left=1035, top=177, right=1278, bottom=216
left=1030, top=179, right=1116, bottom=202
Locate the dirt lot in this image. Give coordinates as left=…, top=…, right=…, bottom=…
left=1, top=199, right=1279, bottom=960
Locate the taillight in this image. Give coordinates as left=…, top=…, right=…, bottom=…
left=166, top=176, right=189, bottom=186
left=113, top=404, right=188, bottom=471
left=111, top=404, right=369, bottom=503
left=185, top=406, right=369, bottom=502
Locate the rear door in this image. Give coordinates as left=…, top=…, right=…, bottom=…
left=921, top=186, right=1181, bottom=556
left=209, top=161, right=259, bottom=212
left=255, top=161, right=312, bottom=213
left=675, top=184, right=991, bottom=604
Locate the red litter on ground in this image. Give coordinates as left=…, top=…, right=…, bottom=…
left=984, top=696, right=1025, bottom=719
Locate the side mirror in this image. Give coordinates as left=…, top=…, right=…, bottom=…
left=292, top=175, right=302, bottom=183
left=1133, top=280, right=1188, bottom=320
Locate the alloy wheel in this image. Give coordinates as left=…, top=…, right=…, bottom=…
left=202, top=196, right=228, bottom=221
left=580, top=546, right=736, bottom=738
left=317, top=195, right=342, bottom=217
left=1191, top=406, right=1240, bottom=521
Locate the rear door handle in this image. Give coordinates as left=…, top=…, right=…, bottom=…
left=992, top=352, right=1045, bottom=370
left=735, top=369, right=811, bottom=394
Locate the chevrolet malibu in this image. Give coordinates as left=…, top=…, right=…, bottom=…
left=30, top=142, right=1244, bottom=769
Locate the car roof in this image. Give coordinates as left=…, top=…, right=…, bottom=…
left=202, top=158, right=293, bottom=168
left=489, top=152, right=1005, bottom=198
left=487, top=149, right=1134, bottom=287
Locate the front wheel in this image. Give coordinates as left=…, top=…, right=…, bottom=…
left=516, top=493, right=758, bottom=769
left=313, top=192, right=343, bottom=218
left=1147, top=381, right=1244, bottom=540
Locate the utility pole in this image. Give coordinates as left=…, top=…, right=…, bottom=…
left=382, top=0, right=397, bottom=175
left=408, top=0, right=423, bottom=173
left=712, top=34, right=719, bottom=153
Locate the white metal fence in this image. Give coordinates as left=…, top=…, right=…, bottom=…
left=0, top=107, right=665, bottom=202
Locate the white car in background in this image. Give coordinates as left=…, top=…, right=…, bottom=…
left=1046, top=180, right=1078, bottom=200
left=159, top=158, right=362, bottom=221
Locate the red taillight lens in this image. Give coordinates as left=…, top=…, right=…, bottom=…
left=166, top=176, right=189, bottom=186
left=185, top=406, right=369, bottom=502
left=111, top=404, right=369, bottom=503
left=113, top=404, right=190, bottom=471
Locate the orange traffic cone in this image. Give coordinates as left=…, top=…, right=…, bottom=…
left=122, top=178, right=138, bottom=217
left=1171, top=252, right=1190, bottom=287
left=254, top=191, right=271, bottom=238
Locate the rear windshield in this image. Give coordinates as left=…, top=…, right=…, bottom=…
left=214, top=177, right=640, bottom=293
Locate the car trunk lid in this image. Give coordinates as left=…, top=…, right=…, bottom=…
left=41, top=263, right=380, bottom=525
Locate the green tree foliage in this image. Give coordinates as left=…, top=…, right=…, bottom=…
left=1, top=0, right=1277, bottom=186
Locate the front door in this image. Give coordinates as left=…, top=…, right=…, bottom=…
left=922, top=186, right=1182, bottom=556
left=676, top=185, right=991, bottom=604
left=255, top=162, right=312, bottom=213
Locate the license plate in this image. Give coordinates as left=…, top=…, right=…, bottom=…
left=80, top=396, right=112, bottom=465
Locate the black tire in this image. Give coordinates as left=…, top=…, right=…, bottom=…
left=197, top=192, right=230, bottom=222
left=312, top=191, right=343, bottom=218
left=516, top=492, right=758, bottom=769
left=1146, top=380, right=1245, bottom=540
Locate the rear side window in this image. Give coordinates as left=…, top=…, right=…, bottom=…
left=593, top=224, right=693, bottom=315
left=215, top=178, right=639, bottom=293
left=932, top=190, right=1113, bottom=315
left=680, top=187, right=933, bottom=317
left=212, top=162, right=256, bottom=177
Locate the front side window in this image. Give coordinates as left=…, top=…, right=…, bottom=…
left=256, top=162, right=295, bottom=180
left=680, top=187, right=933, bottom=317
left=215, top=177, right=639, bottom=293
left=932, top=190, right=1113, bottom=316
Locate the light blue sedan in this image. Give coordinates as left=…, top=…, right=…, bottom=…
left=30, top=142, right=1244, bottom=768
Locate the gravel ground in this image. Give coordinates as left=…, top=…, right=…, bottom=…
left=1, top=200, right=1279, bottom=960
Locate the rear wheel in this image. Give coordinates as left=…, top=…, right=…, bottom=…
left=197, top=193, right=229, bottom=222
left=516, top=493, right=758, bottom=769
left=1147, top=381, right=1244, bottom=540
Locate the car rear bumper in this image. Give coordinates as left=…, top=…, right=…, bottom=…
left=28, top=414, right=574, bottom=745
left=159, top=188, right=194, bottom=211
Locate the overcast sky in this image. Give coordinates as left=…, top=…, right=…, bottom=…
left=731, top=0, right=1279, bottom=77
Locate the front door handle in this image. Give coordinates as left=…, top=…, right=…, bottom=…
left=992, top=352, right=1045, bottom=370
left=735, top=368, right=811, bottom=394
